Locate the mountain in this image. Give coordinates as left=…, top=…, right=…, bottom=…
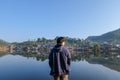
left=87, top=28, right=120, bottom=44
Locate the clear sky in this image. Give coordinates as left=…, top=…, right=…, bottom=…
left=0, top=0, right=120, bottom=42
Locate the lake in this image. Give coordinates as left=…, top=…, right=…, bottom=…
left=0, top=53, right=120, bottom=80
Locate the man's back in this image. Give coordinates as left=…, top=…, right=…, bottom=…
left=49, top=44, right=71, bottom=76
left=48, top=37, right=71, bottom=80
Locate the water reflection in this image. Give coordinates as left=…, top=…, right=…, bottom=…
left=12, top=53, right=48, bottom=61
left=7, top=51, right=120, bottom=73
left=0, top=52, right=120, bottom=80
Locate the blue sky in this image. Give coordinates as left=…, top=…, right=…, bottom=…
left=0, top=0, right=120, bottom=42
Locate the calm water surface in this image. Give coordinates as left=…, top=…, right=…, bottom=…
left=0, top=54, right=120, bottom=80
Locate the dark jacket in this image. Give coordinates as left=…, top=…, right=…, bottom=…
left=49, top=44, right=71, bottom=76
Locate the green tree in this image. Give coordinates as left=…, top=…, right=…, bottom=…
left=93, top=44, right=101, bottom=56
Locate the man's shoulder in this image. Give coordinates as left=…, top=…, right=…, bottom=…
left=61, top=46, right=69, bottom=52
left=61, top=46, right=66, bottom=49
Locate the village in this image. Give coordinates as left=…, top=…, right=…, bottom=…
left=0, top=38, right=120, bottom=59
left=5, top=42, right=120, bottom=58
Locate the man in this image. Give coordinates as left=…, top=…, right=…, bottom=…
left=49, top=37, right=71, bottom=80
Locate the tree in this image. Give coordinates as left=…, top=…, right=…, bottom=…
left=42, top=37, right=46, bottom=44
left=93, top=44, right=101, bottom=56
left=37, top=38, right=41, bottom=42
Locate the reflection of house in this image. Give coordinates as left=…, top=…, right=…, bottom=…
left=88, top=57, right=120, bottom=72
left=22, top=46, right=38, bottom=53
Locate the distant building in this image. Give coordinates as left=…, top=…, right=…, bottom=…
left=0, top=46, right=9, bottom=52
left=9, top=45, right=15, bottom=53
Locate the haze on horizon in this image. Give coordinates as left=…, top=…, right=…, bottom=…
left=0, top=0, right=120, bottom=42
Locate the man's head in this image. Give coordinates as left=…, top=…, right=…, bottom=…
left=57, top=37, right=65, bottom=46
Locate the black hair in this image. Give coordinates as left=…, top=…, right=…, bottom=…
left=57, top=37, right=65, bottom=44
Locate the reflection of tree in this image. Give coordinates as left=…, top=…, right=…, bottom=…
left=87, top=57, right=120, bottom=72
left=0, top=52, right=8, bottom=57
left=13, top=52, right=48, bottom=61
left=12, top=51, right=120, bottom=72
left=71, top=51, right=120, bottom=72
left=36, top=54, right=47, bottom=61
left=71, top=52, right=82, bottom=61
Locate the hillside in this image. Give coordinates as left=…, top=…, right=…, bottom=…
left=87, top=28, right=120, bottom=44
